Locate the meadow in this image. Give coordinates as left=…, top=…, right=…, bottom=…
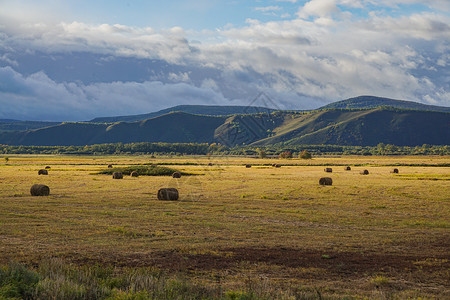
left=0, top=155, right=449, bottom=299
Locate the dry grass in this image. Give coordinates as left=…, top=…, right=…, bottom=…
left=0, top=154, right=449, bottom=298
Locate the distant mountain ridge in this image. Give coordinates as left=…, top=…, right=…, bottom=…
left=0, top=108, right=448, bottom=147
left=0, top=121, right=60, bottom=132
left=320, top=96, right=450, bottom=112
left=89, top=105, right=277, bottom=123
left=0, top=96, right=448, bottom=147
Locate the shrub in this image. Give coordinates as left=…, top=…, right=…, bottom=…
left=98, top=165, right=184, bottom=176
left=0, top=262, right=39, bottom=299
left=299, top=150, right=312, bottom=159
left=259, top=150, right=267, bottom=159
left=279, top=151, right=293, bottom=159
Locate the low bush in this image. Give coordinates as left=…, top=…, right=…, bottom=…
left=98, top=165, right=186, bottom=176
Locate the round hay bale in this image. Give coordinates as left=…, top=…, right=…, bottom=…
left=391, top=168, right=399, bottom=174
left=245, top=164, right=252, bottom=168
left=45, top=166, right=51, bottom=169
left=112, top=172, right=123, bottom=179
left=344, top=166, right=351, bottom=171
left=319, top=177, right=333, bottom=186
left=130, top=171, right=139, bottom=177
left=108, top=164, right=113, bottom=168
left=172, top=172, right=181, bottom=178
left=30, top=184, right=50, bottom=196
left=38, top=169, right=48, bottom=175
left=324, top=168, right=332, bottom=173
left=157, top=188, right=179, bottom=201
left=275, top=164, right=281, bottom=168
left=360, top=169, right=369, bottom=175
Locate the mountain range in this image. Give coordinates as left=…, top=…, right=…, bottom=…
left=0, top=96, right=448, bottom=147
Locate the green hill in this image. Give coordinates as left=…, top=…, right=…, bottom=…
left=320, top=96, right=450, bottom=112
left=0, top=112, right=226, bottom=146
left=253, top=108, right=449, bottom=146
left=0, top=104, right=448, bottom=147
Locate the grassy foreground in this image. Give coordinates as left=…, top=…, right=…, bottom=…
left=0, top=155, right=449, bottom=299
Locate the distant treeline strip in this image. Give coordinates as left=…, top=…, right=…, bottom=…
left=0, top=142, right=448, bottom=156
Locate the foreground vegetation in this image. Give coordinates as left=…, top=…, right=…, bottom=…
left=0, top=155, right=449, bottom=298
left=0, top=259, right=331, bottom=299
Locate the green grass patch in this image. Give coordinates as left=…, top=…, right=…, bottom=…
left=97, top=165, right=186, bottom=176
left=404, top=220, right=450, bottom=228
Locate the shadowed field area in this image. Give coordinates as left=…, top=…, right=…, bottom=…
left=0, top=155, right=449, bottom=298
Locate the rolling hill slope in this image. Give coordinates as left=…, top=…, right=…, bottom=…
left=252, top=108, right=449, bottom=146
left=0, top=112, right=226, bottom=146
left=320, top=96, right=450, bottom=112
left=0, top=104, right=448, bottom=147
left=90, top=105, right=277, bottom=123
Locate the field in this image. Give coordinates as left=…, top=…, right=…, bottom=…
left=0, top=155, right=449, bottom=299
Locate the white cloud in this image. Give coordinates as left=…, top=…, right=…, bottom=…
left=366, top=0, right=450, bottom=12
left=168, top=72, right=191, bottom=82
left=254, top=6, right=282, bottom=12
left=364, top=13, right=450, bottom=40
left=0, top=67, right=230, bottom=121
left=297, top=0, right=339, bottom=19
left=0, top=3, right=449, bottom=121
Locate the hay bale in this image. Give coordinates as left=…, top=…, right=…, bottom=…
left=245, top=164, right=252, bottom=168
left=391, top=168, right=399, bottom=174
left=344, top=166, right=351, bottom=171
left=130, top=171, right=139, bottom=177
left=157, top=188, right=179, bottom=201
left=324, top=168, right=332, bottom=173
left=112, top=172, right=123, bottom=179
left=45, top=166, right=51, bottom=169
left=108, top=164, right=113, bottom=168
left=360, top=169, right=369, bottom=175
left=30, top=184, right=50, bottom=196
left=172, top=172, right=181, bottom=178
left=275, top=164, right=281, bottom=168
left=38, top=169, right=48, bottom=175
left=319, top=177, right=333, bottom=186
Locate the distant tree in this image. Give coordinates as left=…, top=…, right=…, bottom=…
left=4, top=157, right=9, bottom=163
left=299, top=150, right=312, bottom=159
left=259, top=149, right=267, bottom=159
left=279, top=151, right=293, bottom=159
left=377, top=143, right=386, bottom=155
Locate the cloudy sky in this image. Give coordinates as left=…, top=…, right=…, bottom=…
left=0, top=0, right=449, bottom=121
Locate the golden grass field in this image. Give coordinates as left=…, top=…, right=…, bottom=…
left=0, top=155, right=449, bottom=298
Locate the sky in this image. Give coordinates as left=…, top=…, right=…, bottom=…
left=0, top=0, right=449, bottom=121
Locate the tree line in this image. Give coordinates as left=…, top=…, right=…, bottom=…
left=0, top=142, right=448, bottom=156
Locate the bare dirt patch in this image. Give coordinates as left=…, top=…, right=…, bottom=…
left=68, top=246, right=449, bottom=285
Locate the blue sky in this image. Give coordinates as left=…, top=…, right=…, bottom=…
left=0, top=0, right=449, bottom=121
left=2, top=1, right=306, bottom=29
